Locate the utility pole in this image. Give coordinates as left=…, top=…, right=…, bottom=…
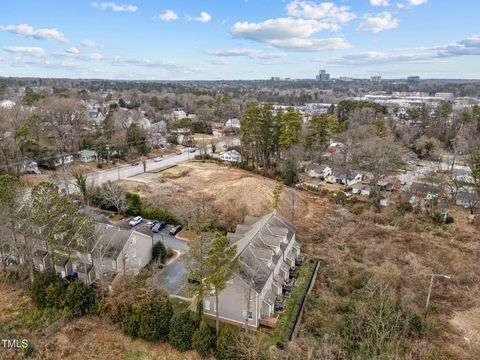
left=425, top=274, right=451, bottom=314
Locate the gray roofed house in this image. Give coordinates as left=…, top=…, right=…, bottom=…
left=456, top=190, right=479, bottom=209
left=410, top=182, right=441, bottom=200
left=203, top=211, right=300, bottom=330
left=92, top=224, right=153, bottom=279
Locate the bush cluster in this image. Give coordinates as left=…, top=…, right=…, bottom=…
left=30, top=271, right=95, bottom=315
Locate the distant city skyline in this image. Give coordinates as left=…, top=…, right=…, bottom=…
left=0, top=1, right=479, bottom=80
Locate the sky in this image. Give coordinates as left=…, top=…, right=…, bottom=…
left=0, top=0, right=479, bottom=80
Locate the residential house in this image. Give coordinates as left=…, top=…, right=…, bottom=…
left=304, top=178, right=323, bottom=190
left=54, top=255, right=73, bottom=278
left=352, top=183, right=371, bottom=196
left=377, top=177, right=401, bottom=192
left=410, top=182, right=441, bottom=201
left=92, top=224, right=153, bottom=278
left=220, top=150, right=242, bottom=163
left=78, top=149, right=98, bottom=163
left=453, top=167, right=475, bottom=185
left=456, top=190, right=479, bottom=209
left=76, top=263, right=96, bottom=285
left=203, top=211, right=300, bottom=330
left=225, top=118, right=241, bottom=129
left=306, top=164, right=332, bottom=179
left=20, top=158, right=40, bottom=175
left=33, top=249, right=51, bottom=272
left=327, top=172, right=363, bottom=186
left=38, top=154, right=74, bottom=169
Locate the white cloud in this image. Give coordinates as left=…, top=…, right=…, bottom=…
left=0, top=24, right=68, bottom=43
left=232, top=18, right=339, bottom=41
left=407, top=0, right=428, bottom=5
left=3, top=46, right=45, bottom=57
left=91, top=2, right=138, bottom=12
left=209, top=59, right=229, bottom=65
left=195, top=12, right=212, bottom=23
left=156, top=10, right=179, bottom=21
left=286, top=1, right=356, bottom=22
left=231, top=17, right=349, bottom=51
left=204, top=48, right=288, bottom=59
left=268, top=37, right=351, bottom=51
left=357, top=12, right=399, bottom=33
left=327, top=34, right=480, bottom=66
left=370, top=0, right=391, bottom=6
left=66, top=47, right=80, bottom=55
left=81, top=39, right=98, bottom=48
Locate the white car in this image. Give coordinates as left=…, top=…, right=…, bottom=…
left=153, top=156, right=163, bottom=162
left=129, top=216, right=143, bottom=227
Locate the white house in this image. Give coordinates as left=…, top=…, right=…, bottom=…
left=78, top=150, right=98, bottom=163
left=220, top=150, right=242, bottom=163
left=306, top=164, right=332, bottom=179
left=351, top=183, right=371, bottom=196
left=225, top=118, right=241, bottom=129
left=327, top=172, right=363, bottom=186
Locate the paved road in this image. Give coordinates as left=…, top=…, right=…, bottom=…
left=61, top=149, right=199, bottom=193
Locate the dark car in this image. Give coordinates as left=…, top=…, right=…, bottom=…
left=169, top=225, right=183, bottom=236
left=152, top=221, right=166, bottom=233
left=131, top=161, right=140, bottom=166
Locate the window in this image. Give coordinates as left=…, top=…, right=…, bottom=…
left=243, top=310, right=254, bottom=320
left=204, top=300, right=210, bottom=311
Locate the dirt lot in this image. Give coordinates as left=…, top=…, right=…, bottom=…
left=116, top=161, right=328, bottom=231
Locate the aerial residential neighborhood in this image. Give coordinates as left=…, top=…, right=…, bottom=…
left=1, top=1, right=480, bottom=360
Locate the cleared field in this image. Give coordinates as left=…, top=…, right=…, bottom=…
left=116, top=161, right=329, bottom=231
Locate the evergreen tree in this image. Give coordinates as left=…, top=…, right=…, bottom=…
left=168, top=311, right=198, bottom=351
left=192, top=321, right=215, bottom=358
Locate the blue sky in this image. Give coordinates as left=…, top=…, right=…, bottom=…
left=0, top=0, right=479, bottom=80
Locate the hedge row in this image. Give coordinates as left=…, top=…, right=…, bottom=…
left=282, top=260, right=318, bottom=344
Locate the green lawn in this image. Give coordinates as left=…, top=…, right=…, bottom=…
left=259, top=259, right=317, bottom=347
left=170, top=297, right=190, bottom=314
left=193, top=133, right=213, bottom=140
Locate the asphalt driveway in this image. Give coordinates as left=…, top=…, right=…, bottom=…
left=151, top=228, right=189, bottom=298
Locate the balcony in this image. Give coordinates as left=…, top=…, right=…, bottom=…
left=259, top=315, right=279, bottom=329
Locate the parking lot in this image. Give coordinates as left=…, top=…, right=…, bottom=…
left=118, top=217, right=189, bottom=298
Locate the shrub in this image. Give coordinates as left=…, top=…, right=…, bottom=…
left=192, top=321, right=215, bottom=357
left=335, top=192, right=347, bottom=205
left=126, top=192, right=142, bottom=215
left=140, top=206, right=179, bottom=225
left=396, top=201, right=413, bottom=215
left=30, top=271, right=64, bottom=308
left=445, top=215, right=454, bottom=224
left=431, top=211, right=444, bottom=225
left=409, top=314, right=427, bottom=338
left=44, top=281, right=67, bottom=308
left=121, top=305, right=139, bottom=338
left=152, top=241, right=168, bottom=264
left=215, top=327, right=239, bottom=360
left=136, top=291, right=173, bottom=341
left=169, top=311, right=198, bottom=351
left=65, top=280, right=95, bottom=315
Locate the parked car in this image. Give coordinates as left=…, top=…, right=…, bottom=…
left=153, top=156, right=163, bottom=162
left=129, top=216, right=143, bottom=227
left=175, top=151, right=183, bottom=155
left=131, top=161, right=140, bottom=166
left=169, top=225, right=183, bottom=236
left=189, top=147, right=197, bottom=153
left=148, top=219, right=159, bottom=228
left=152, top=221, right=166, bottom=233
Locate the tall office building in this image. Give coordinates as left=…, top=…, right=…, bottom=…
left=316, top=70, right=330, bottom=81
